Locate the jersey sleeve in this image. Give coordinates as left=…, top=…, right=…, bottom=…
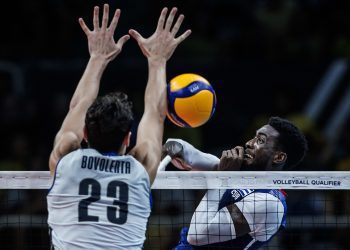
left=187, top=190, right=236, bottom=246
left=234, top=192, right=285, bottom=242
left=166, top=138, right=220, bottom=171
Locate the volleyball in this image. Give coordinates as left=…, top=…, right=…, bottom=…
left=167, top=73, right=216, bottom=128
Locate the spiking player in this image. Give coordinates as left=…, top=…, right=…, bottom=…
left=47, top=4, right=191, bottom=249
left=164, top=117, right=308, bottom=249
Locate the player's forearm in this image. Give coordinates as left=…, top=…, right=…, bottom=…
left=58, top=56, right=109, bottom=141
left=70, top=56, right=109, bottom=110
left=143, top=59, right=167, bottom=119
left=167, top=139, right=220, bottom=170
left=190, top=150, right=219, bottom=171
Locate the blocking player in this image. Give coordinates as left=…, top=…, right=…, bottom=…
left=47, top=4, right=191, bottom=249
left=164, top=117, right=308, bottom=249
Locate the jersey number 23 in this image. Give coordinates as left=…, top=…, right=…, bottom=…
left=78, top=178, right=128, bottom=224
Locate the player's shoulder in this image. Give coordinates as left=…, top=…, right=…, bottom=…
left=58, top=148, right=83, bottom=164
left=242, top=189, right=286, bottom=211
left=126, top=154, right=150, bottom=179
left=250, top=189, right=286, bottom=202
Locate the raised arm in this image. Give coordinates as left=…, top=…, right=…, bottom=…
left=162, top=139, right=246, bottom=171
left=49, top=4, right=129, bottom=175
left=162, top=139, right=220, bottom=171
left=128, top=7, right=191, bottom=183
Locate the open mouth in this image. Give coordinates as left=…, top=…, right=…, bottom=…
left=243, top=153, right=253, bottom=159
left=243, top=149, right=254, bottom=160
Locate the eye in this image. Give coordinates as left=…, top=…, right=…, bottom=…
left=257, top=137, right=265, bottom=144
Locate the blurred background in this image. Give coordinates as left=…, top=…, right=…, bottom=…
left=0, top=0, right=350, bottom=249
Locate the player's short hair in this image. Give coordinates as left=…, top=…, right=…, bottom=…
left=268, top=116, right=308, bottom=169
left=85, top=92, right=134, bottom=153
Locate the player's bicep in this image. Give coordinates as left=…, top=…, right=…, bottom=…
left=49, top=131, right=81, bottom=176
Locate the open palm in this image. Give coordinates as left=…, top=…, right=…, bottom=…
left=79, top=4, right=129, bottom=62
left=129, top=7, right=191, bottom=62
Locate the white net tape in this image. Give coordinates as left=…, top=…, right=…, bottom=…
left=0, top=171, right=350, bottom=189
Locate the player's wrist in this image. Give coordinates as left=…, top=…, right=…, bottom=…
left=89, top=54, right=111, bottom=65
left=147, top=57, right=167, bottom=66
left=87, top=56, right=110, bottom=72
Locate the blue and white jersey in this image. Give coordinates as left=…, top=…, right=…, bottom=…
left=187, top=189, right=287, bottom=250
left=47, top=148, right=151, bottom=250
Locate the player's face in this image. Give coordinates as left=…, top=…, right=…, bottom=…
left=242, top=125, right=280, bottom=171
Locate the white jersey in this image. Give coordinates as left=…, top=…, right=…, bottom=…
left=47, top=148, right=151, bottom=250
left=187, top=189, right=286, bottom=248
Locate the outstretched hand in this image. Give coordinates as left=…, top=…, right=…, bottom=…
left=129, top=7, right=191, bottom=63
left=79, top=4, right=130, bottom=62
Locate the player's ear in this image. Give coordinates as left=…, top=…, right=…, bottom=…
left=123, top=131, right=132, bottom=147
left=273, top=151, right=287, bottom=165
left=83, top=126, right=88, bottom=143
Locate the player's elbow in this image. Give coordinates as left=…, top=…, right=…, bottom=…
left=156, top=111, right=167, bottom=122
left=187, top=234, right=208, bottom=246
left=144, top=99, right=167, bottom=120
left=154, top=107, right=167, bottom=121
left=187, top=234, right=198, bottom=246
left=69, top=96, right=83, bottom=110
left=187, top=226, right=207, bottom=246
left=69, top=96, right=91, bottom=111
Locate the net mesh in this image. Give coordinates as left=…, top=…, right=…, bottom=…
left=145, top=189, right=350, bottom=249
left=0, top=190, right=49, bottom=250
left=0, top=172, right=350, bottom=250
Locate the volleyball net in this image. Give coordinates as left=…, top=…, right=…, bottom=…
left=1, top=171, right=350, bottom=249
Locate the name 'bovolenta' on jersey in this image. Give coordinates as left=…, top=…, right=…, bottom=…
left=81, top=156, right=131, bottom=174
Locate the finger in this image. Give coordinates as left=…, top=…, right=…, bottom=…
left=219, top=151, right=229, bottom=170
left=221, top=150, right=228, bottom=159
left=156, top=7, right=168, bottom=31
left=128, top=29, right=145, bottom=43
left=220, top=150, right=225, bottom=159
left=78, top=18, right=90, bottom=35
left=93, top=6, right=100, bottom=30
left=116, top=34, right=130, bottom=49
left=171, top=14, right=184, bottom=36
left=236, top=146, right=244, bottom=159
left=175, top=29, right=192, bottom=44
left=108, top=8, right=121, bottom=34
left=231, top=148, right=238, bottom=158
left=101, top=4, right=109, bottom=30
left=165, top=7, right=178, bottom=32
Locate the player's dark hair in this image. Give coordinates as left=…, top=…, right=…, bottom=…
left=268, top=116, right=308, bottom=169
left=85, top=92, right=134, bottom=153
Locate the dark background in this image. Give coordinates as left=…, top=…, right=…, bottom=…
left=0, top=0, right=350, bottom=249
left=1, top=0, right=349, bottom=172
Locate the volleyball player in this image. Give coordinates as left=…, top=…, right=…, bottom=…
left=47, top=4, right=191, bottom=249
left=164, top=117, right=308, bottom=249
